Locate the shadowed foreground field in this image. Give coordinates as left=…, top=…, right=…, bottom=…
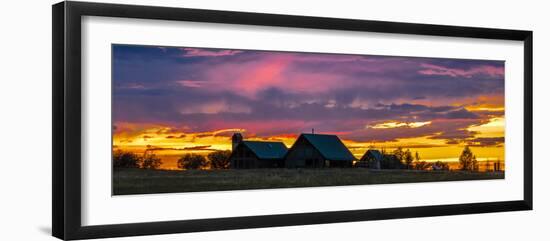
left=113, top=168, right=504, bottom=195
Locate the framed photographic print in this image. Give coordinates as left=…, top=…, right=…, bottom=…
left=52, top=1, right=533, bottom=240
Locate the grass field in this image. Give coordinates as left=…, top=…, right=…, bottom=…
left=113, top=168, right=504, bottom=195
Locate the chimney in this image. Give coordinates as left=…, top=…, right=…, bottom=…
left=312, top=128, right=315, bottom=134
left=232, top=133, right=243, bottom=151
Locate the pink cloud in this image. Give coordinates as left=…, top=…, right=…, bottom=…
left=179, top=100, right=251, bottom=114
left=176, top=80, right=206, bottom=88
left=182, top=48, right=243, bottom=57
left=233, top=56, right=293, bottom=96
left=418, top=63, right=504, bottom=78
left=195, top=53, right=367, bottom=98
left=175, top=51, right=504, bottom=100
left=191, top=54, right=292, bottom=97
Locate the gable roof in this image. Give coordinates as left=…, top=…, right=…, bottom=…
left=300, top=134, right=356, bottom=161
left=242, top=141, right=288, bottom=160
left=362, top=149, right=383, bottom=161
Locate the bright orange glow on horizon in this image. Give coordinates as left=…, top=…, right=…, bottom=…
left=114, top=116, right=504, bottom=170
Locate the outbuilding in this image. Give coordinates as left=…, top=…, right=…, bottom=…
left=357, top=149, right=384, bottom=169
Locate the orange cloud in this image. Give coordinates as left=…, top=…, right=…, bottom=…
left=368, top=121, right=432, bottom=129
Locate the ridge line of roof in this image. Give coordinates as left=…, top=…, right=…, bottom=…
left=300, top=133, right=339, bottom=136
left=242, top=140, right=286, bottom=144
left=299, top=133, right=356, bottom=161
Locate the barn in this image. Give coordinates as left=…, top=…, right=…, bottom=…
left=230, top=133, right=288, bottom=169
left=357, top=149, right=384, bottom=169
left=284, top=133, right=356, bottom=168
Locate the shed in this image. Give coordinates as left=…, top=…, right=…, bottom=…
left=357, top=149, right=384, bottom=169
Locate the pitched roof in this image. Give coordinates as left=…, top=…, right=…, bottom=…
left=242, top=141, right=288, bottom=160
left=364, top=149, right=383, bottom=161
left=300, top=134, right=356, bottom=161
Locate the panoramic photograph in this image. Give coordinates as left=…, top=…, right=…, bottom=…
left=112, top=44, right=505, bottom=195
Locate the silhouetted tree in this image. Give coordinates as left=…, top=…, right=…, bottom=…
left=391, top=147, right=414, bottom=169
left=393, top=147, right=405, bottom=162
left=113, top=150, right=141, bottom=168
left=459, top=146, right=480, bottom=171
left=141, top=153, right=162, bottom=169
left=412, top=151, right=426, bottom=170
left=177, top=154, right=207, bottom=170
left=404, top=149, right=414, bottom=169
left=207, top=150, right=232, bottom=169
left=494, top=159, right=503, bottom=172
left=472, top=155, right=479, bottom=172
left=377, top=148, right=404, bottom=169
left=381, top=154, right=405, bottom=169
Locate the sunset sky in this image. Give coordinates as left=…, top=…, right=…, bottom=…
left=112, top=44, right=505, bottom=169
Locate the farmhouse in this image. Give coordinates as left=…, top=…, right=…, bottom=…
left=285, top=133, right=356, bottom=168
left=357, top=149, right=384, bottom=169
left=230, top=133, right=288, bottom=169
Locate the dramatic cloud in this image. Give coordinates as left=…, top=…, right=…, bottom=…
left=112, top=45, right=505, bottom=150
left=418, top=63, right=504, bottom=78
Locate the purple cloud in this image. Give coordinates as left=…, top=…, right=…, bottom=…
left=182, top=48, right=243, bottom=57
left=112, top=45, right=505, bottom=144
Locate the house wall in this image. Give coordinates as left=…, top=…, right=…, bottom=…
left=285, top=137, right=325, bottom=168
left=326, top=160, right=353, bottom=168
left=230, top=144, right=259, bottom=169
left=231, top=144, right=283, bottom=168
left=358, top=152, right=381, bottom=169
left=257, top=159, right=284, bottom=168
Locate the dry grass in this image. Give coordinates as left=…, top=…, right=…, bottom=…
left=113, top=168, right=504, bottom=195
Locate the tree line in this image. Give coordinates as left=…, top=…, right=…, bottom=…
left=413, top=146, right=480, bottom=171
left=176, top=150, right=231, bottom=170
left=112, top=149, right=232, bottom=170
left=114, top=145, right=484, bottom=172
left=113, top=150, right=163, bottom=169
left=375, top=146, right=482, bottom=171
left=376, top=147, right=450, bottom=171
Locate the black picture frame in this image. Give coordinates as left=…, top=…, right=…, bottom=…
left=52, top=1, right=533, bottom=240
